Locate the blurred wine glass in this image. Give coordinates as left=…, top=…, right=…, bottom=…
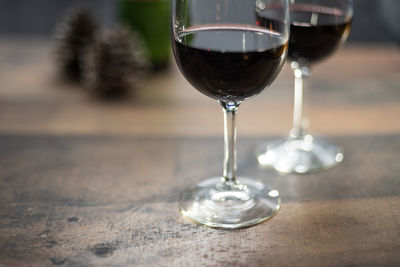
left=256, top=0, right=353, bottom=174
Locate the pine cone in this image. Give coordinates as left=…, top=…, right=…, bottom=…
left=83, top=27, right=149, bottom=98
left=54, top=7, right=98, bottom=81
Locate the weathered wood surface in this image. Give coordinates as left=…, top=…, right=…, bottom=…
left=0, top=135, right=400, bottom=266
left=0, top=39, right=400, bottom=266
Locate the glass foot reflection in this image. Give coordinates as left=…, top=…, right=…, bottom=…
left=256, top=134, right=343, bottom=174
left=179, top=177, right=280, bottom=229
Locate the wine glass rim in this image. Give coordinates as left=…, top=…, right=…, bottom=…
left=179, top=24, right=283, bottom=37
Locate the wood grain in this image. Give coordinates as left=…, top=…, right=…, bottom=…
left=0, top=135, right=399, bottom=266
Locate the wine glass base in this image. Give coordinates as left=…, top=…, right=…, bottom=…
left=179, top=177, right=280, bottom=229
left=256, top=134, right=343, bottom=174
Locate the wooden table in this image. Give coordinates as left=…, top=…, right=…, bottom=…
left=0, top=38, right=399, bottom=266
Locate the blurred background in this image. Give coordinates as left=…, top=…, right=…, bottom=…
left=0, top=0, right=399, bottom=43
left=0, top=0, right=399, bottom=138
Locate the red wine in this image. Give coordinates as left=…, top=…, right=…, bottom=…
left=172, top=25, right=287, bottom=101
left=257, top=4, right=351, bottom=66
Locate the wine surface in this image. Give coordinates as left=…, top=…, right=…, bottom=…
left=172, top=25, right=287, bottom=101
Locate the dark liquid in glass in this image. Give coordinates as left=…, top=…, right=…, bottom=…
left=173, top=25, right=287, bottom=101
left=257, top=4, right=351, bottom=66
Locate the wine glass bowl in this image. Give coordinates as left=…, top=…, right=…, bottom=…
left=256, top=0, right=352, bottom=174
left=287, top=2, right=352, bottom=66
left=172, top=0, right=289, bottom=228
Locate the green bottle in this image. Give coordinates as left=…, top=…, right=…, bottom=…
left=118, top=0, right=171, bottom=70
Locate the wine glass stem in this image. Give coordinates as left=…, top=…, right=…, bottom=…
left=220, top=101, right=241, bottom=183
left=291, top=65, right=309, bottom=139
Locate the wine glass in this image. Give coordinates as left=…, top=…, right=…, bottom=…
left=256, top=0, right=352, bottom=174
left=172, top=0, right=289, bottom=228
